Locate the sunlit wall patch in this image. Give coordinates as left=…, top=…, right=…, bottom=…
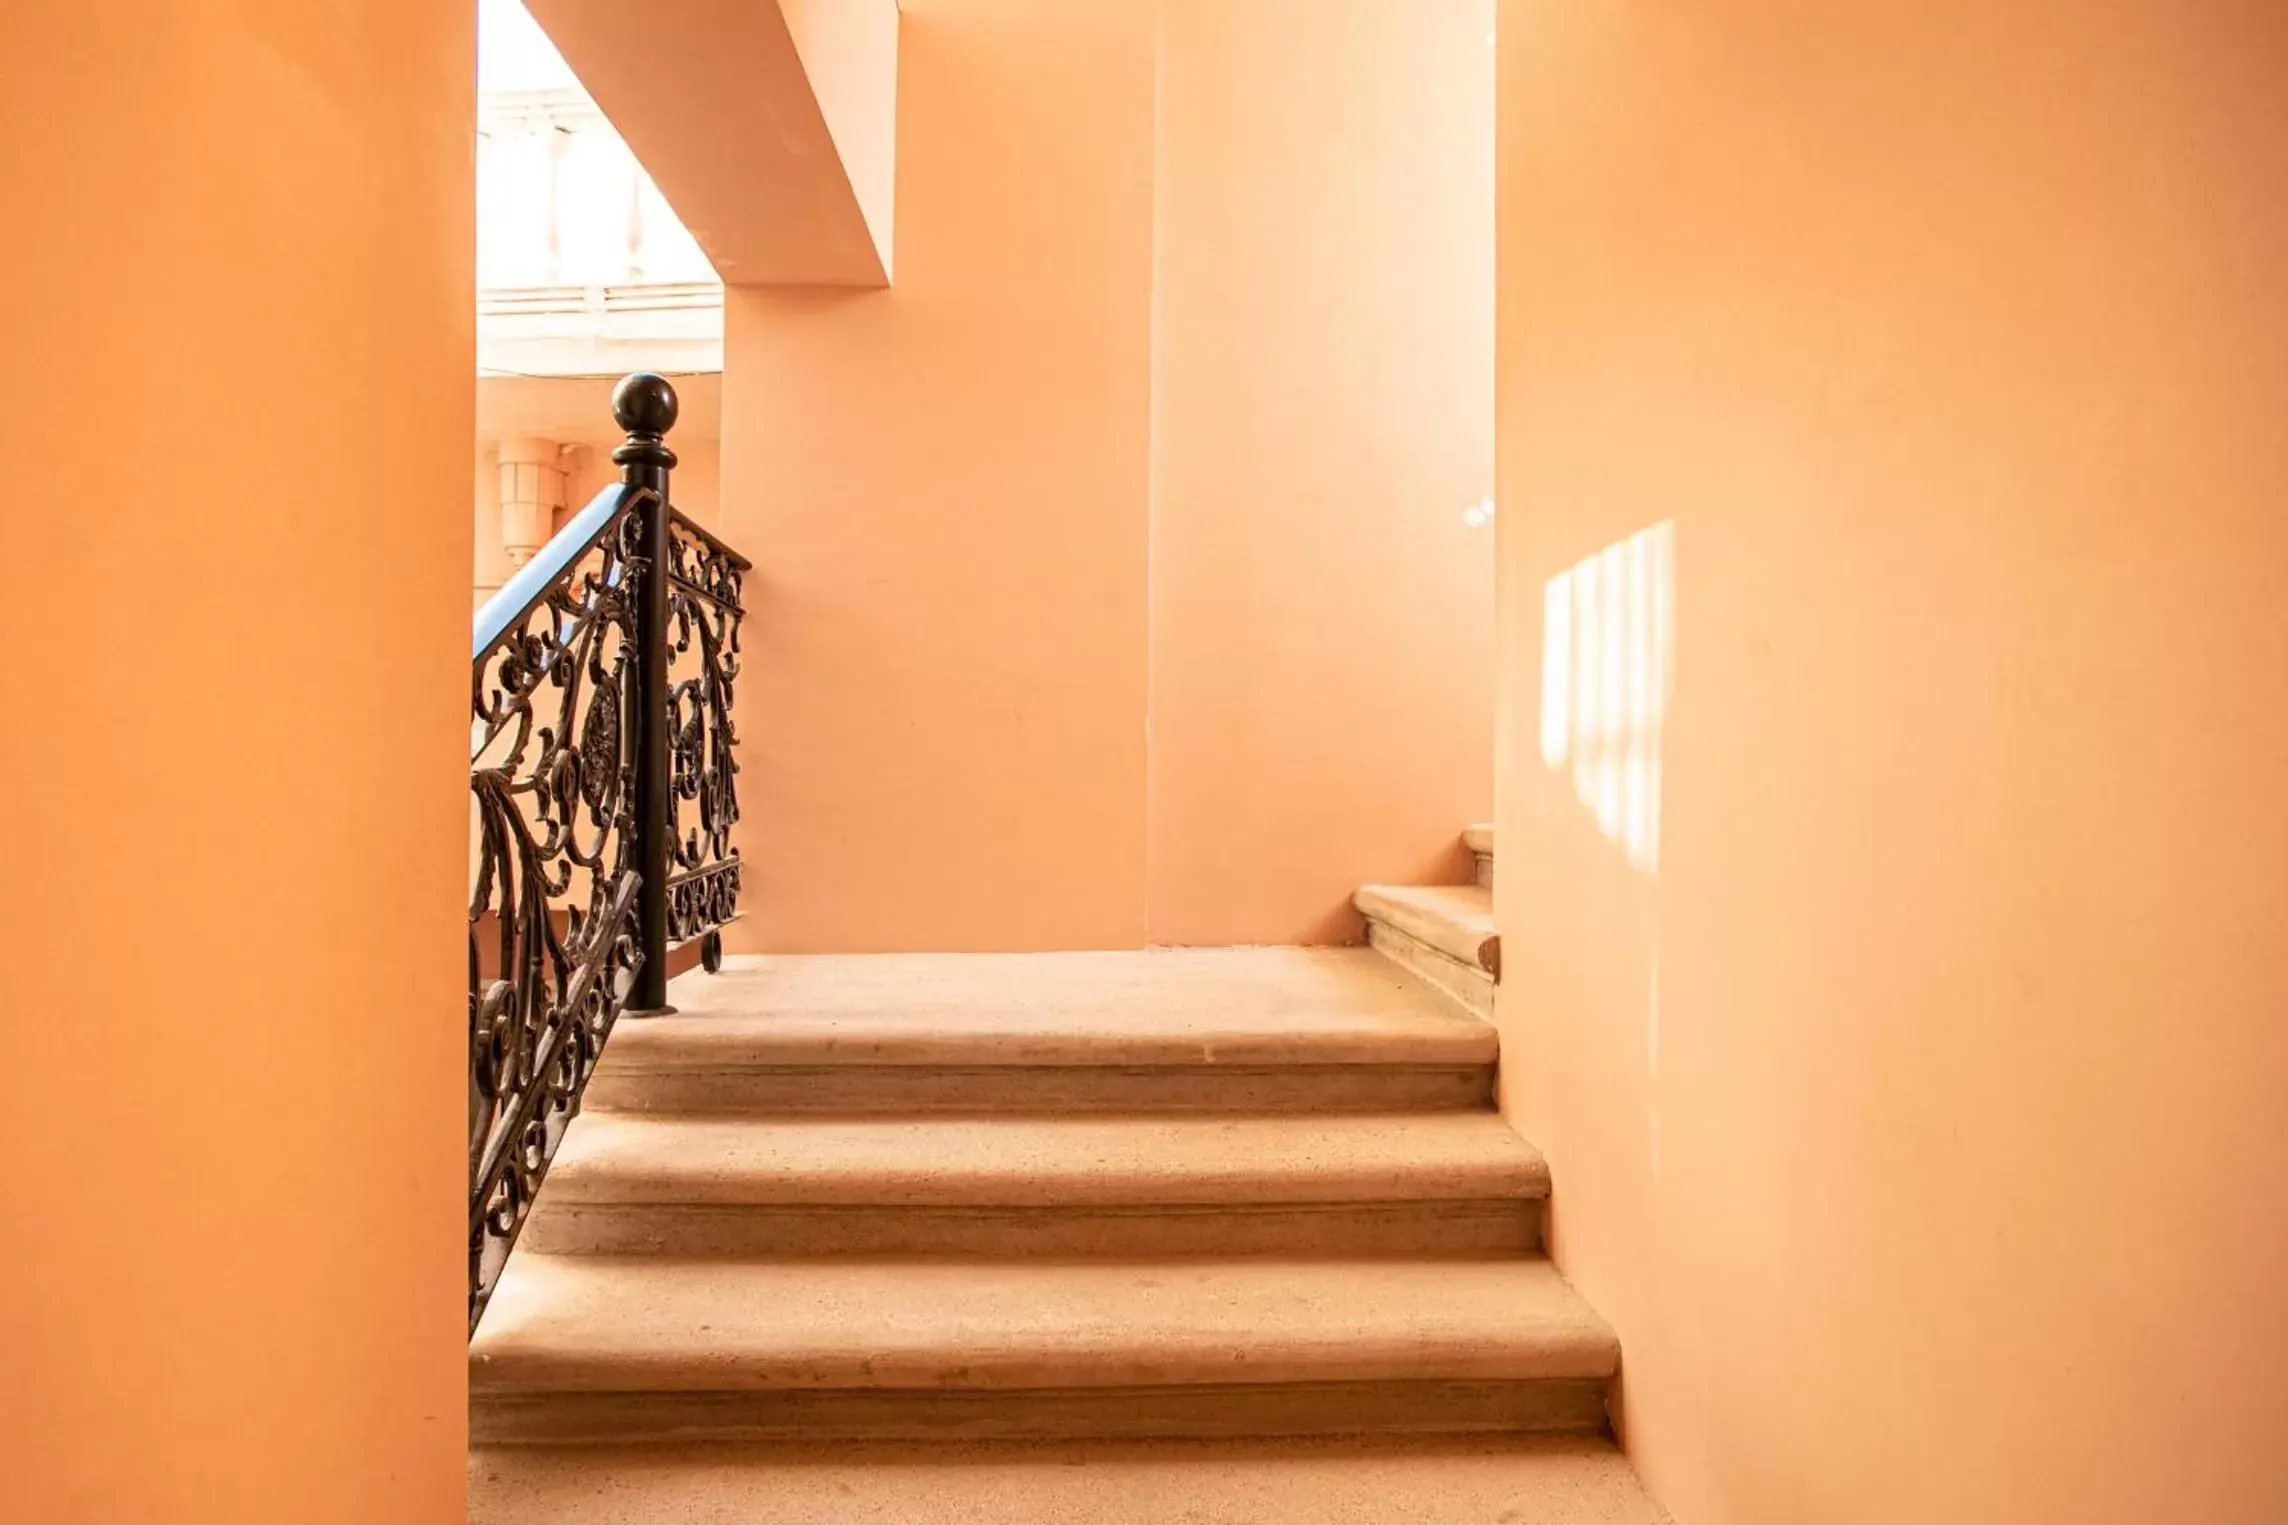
left=1538, top=522, right=1674, bottom=873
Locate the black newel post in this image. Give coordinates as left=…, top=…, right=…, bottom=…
left=614, top=372, right=679, bottom=1014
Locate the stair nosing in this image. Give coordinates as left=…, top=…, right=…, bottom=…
left=1352, top=884, right=1497, bottom=971
left=469, top=1257, right=1619, bottom=1394
left=540, top=1113, right=1550, bottom=1208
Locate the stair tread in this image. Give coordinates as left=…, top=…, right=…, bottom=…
left=609, top=948, right=1494, bottom=1069
left=1464, top=823, right=1495, bottom=856
left=1352, top=884, right=1497, bottom=970
left=469, top=1257, right=1617, bottom=1392
left=469, top=1434, right=1668, bottom=1524
left=545, top=1112, right=1549, bottom=1206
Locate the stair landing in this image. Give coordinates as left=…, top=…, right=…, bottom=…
left=587, top=947, right=1495, bottom=1115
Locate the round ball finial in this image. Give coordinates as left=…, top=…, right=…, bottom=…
left=611, top=372, right=679, bottom=438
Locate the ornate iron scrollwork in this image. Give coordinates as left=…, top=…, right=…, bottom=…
left=663, top=508, right=749, bottom=952
left=468, top=494, right=650, bottom=1331
left=667, top=861, right=742, bottom=943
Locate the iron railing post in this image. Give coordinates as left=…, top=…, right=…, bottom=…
left=613, top=372, right=679, bottom=1013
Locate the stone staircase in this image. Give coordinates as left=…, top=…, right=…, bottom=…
left=1467, top=821, right=1496, bottom=888
left=1352, top=822, right=1499, bottom=1017
left=469, top=829, right=1666, bottom=1521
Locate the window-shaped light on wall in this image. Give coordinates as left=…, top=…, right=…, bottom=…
left=1539, top=522, right=1674, bottom=873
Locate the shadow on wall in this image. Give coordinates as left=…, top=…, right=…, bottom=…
left=1540, top=521, right=1675, bottom=876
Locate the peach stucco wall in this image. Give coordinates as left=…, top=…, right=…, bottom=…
left=722, top=0, right=1492, bottom=951
left=1147, top=0, right=1493, bottom=945
left=780, top=0, right=900, bottom=276
left=1493, top=4, right=2288, bottom=1523
left=723, top=0, right=1158, bottom=952
left=0, top=4, right=471, bottom=1522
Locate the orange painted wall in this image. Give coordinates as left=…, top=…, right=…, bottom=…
left=722, top=0, right=1492, bottom=950
left=780, top=0, right=901, bottom=274
left=1492, top=4, right=2288, bottom=1522
left=1147, top=0, right=1493, bottom=944
left=721, top=0, right=1159, bottom=951
left=0, top=4, right=471, bottom=1521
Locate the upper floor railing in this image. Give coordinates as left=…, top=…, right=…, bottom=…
left=466, top=374, right=747, bottom=1331
left=477, top=87, right=722, bottom=376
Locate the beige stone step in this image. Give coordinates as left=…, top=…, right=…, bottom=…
left=469, top=1257, right=1618, bottom=1444
left=469, top=1434, right=1670, bottom=1524
left=1351, top=884, right=1498, bottom=1018
left=1465, top=822, right=1495, bottom=888
left=519, top=1112, right=1548, bottom=1259
left=589, top=948, right=1497, bottom=1115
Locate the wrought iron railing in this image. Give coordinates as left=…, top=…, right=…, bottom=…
left=662, top=508, right=745, bottom=970
left=467, top=374, right=748, bottom=1331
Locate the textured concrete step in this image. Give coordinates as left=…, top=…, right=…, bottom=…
left=519, top=1112, right=1549, bottom=1258
left=588, top=949, right=1497, bottom=1115
left=469, top=1257, right=1618, bottom=1444
left=1352, top=884, right=1498, bottom=1018
left=1465, top=822, right=1495, bottom=888
left=469, top=1434, right=1671, bottom=1524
